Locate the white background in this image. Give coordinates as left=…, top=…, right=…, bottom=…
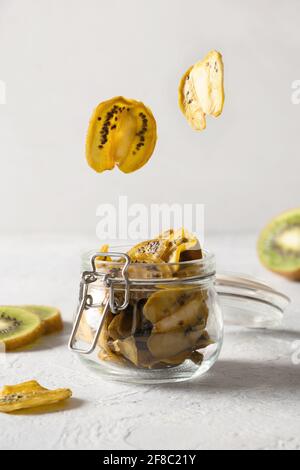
left=1, top=2, right=300, bottom=450
left=0, top=0, right=299, bottom=236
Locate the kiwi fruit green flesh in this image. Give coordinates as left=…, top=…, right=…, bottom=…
left=0, top=307, right=44, bottom=351
left=19, top=306, right=63, bottom=334
left=258, top=208, right=300, bottom=281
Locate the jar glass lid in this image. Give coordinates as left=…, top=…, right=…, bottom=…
left=216, top=272, right=290, bottom=329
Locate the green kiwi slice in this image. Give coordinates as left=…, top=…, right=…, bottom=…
left=19, top=306, right=63, bottom=334
left=258, top=208, right=300, bottom=281
left=0, top=307, right=43, bottom=351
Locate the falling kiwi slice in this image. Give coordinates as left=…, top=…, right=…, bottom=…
left=86, top=96, right=157, bottom=174
left=0, top=307, right=43, bottom=351
left=19, top=305, right=63, bottom=334
left=179, top=50, right=224, bottom=131
left=258, top=208, right=300, bottom=281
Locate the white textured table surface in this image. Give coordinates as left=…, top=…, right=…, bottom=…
left=0, top=234, right=300, bottom=450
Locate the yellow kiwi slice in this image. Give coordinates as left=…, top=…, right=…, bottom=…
left=0, top=380, right=72, bottom=413
left=96, top=244, right=112, bottom=262
left=126, top=228, right=202, bottom=264
left=19, top=306, right=63, bottom=334
left=143, top=287, right=207, bottom=326
left=0, top=307, right=43, bottom=351
left=127, top=238, right=171, bottom=263
left=86, top=96, right=157, bottom=174
left=147, top=325, right=207, bottom=359
left=112, top=336, right=139, bottom=366
left=179, top=50, right=224, bottom=130
left=162, top=228, right=201, bottom=263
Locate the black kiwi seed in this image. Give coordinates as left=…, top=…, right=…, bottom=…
left=0, top=313, right=22, bottom=334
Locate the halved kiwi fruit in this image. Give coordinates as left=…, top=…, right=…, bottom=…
left=0, top=307, right=43, bottom=351
left=19, top=305, right=63, bottom=334
left=258, top=208, right=300, bottom=281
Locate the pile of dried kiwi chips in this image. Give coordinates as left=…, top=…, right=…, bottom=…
left=77, top=229, right=213, bottom=369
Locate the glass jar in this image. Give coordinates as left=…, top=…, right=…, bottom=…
left=68, top=247, right=290, bottom=384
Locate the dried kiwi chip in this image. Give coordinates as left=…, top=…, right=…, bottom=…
left=0, top=380, right=72, bottom=413
left=143, top=287, right=207, bottom=328
left=86, top=96, right=157, bottom=174
left=147, top=325, right=207, bottom=359
left=179, top=50, right=224, bottom=130
left=162, top=228, right=200, bottom=263
left=127, top=238, right=171, bottom=263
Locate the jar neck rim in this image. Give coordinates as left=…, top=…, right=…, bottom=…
left=82, top=248, right=216, bottom=283
left=83, top=247, right=215, bottom=268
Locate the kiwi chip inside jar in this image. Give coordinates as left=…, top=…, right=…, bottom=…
left=178, top=50, right=225, bottom=131
left=86, top=96, right=157, bottom=174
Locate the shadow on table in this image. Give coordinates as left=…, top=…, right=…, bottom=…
left=158, top=359, right=300, bottom=394
left=15, top=321, right=73, bottom=352
left=9, top=398, right=85, bottom=416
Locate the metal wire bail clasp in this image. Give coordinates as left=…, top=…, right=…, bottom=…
left=68, top=252, right=131, bottom=355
